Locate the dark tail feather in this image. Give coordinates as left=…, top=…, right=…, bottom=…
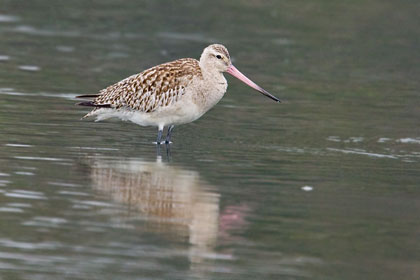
left=76, top=101, right=111, bottom=108
left=76, top=94, right=100, bottom=98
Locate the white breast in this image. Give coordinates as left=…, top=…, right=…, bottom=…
left=190, top=72, right=228, bottom=116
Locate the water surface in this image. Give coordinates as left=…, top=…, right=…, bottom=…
left=0, top=1, right=419, bottom=279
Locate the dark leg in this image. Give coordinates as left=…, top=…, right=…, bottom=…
left=165, top=142, right=172, bottom=158
left=165, top=125, right=175, bottom=144
left=156, top=128, right=163, bottom=145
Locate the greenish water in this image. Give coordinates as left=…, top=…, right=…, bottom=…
left=0, top=1, right=419, bottom=279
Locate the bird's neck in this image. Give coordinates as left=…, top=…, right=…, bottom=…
left=194, top=65, right=227, bottom=113
left=200, top=64, right=224, bottom=83
left=200, top=66, right=227, bottom=92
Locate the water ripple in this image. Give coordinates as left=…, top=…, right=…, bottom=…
left=327, top=148, right=397, bottom=159
left=0, top=55, right=10, bottom=61
left=4, top=190, right=46, bottom=200
left=48, top=181, right=81, bottom=188
left=57, top=191, right=89, bottom=197
left=0, top=207, right=24, bottom=213
left=0, top=179, right=11, bottom=186
left=0, top=88, right=79, bottom=100
left=5, top=143, right=33, bottom=147
left=157, top=32, right=216, bottom=43
left=15, top=171, right=35, bottom=176
left=0, top=239, right=61, bottom=250
left=70, top=146, right=119, bottom=151
left=14, top=156, right=70, bottom=162
left=398, top=138, right=420, bottom=144
left=23, top=217, right=67, bottom=228
left=0, top=14, right=20, bottom=22
left=7, top=202, right=32, bottom=208
left=56, top=46, right=74, bottom=52
left=10, top=25, right=80, bottom=37
left=18, top=65, right=41, bottom=72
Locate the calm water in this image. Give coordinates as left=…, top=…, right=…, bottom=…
left=1, top=1, right=419, bottom=279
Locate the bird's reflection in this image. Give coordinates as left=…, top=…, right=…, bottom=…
left=86, top=155, right=222, bottom=265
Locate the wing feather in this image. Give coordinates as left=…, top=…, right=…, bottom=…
left=89, top=58, right=201, bottom=113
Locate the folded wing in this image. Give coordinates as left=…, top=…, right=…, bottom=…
left=77, top=58, right=201, bottom=116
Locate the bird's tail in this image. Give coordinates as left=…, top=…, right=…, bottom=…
left=76, top=101, right=111, bottom=108
left=75, top=94, right=100, bottom=99
left=75, top=94, right=111, bottom=108
left=76, top=101, right=96, bottom=107
left=75, top=94, right=111, bottom=119
left=75, top=94, right=99, bottom=108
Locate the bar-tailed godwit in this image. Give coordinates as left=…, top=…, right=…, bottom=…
left=77, top=44, right=280, bottom=144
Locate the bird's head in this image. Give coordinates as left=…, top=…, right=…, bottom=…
left=199, top=44, right=281, bottom=103
left=200, top=44, right=231, bottom=72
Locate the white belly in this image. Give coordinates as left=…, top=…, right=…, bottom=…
left=91, top=75, right=227, bottom=128
left=131, top=98, right=204, bottom=127
left=92, top=98, right=205, bottom=128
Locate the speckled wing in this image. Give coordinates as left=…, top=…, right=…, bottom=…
left=91, top=58, right=201, bottom=113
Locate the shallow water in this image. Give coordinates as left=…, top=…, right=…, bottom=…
left=1, top=1, right=420, bottom=279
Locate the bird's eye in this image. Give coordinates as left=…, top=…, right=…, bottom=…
left=216, top=55, right=222, bottom=59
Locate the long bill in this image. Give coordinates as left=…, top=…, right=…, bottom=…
left=226, top=65, right=281, bottom=103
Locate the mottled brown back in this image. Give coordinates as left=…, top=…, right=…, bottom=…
left=92, top=58, right=202, bottom=113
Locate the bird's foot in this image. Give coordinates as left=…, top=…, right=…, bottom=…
left=153, top=141, right=172, bottom=145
